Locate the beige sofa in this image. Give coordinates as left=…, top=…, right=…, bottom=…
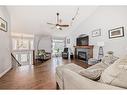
left=56, top=63, right=124, bottom=90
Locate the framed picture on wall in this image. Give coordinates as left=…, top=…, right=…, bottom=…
left=92, top=29, right=101, bottom=37
left=108, top=27, right=124, bottom=39
left=0, top=17, right=7, bottom=32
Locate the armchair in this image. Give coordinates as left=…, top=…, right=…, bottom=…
left=62, top=48, right=69, bottom=59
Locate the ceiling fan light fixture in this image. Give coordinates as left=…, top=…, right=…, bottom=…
left=47, top=8, right=79, bottom=30
left=56, top=25, right=60, bottom=29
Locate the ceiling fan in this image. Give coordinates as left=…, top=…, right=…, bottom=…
left=47, top=12, right=69, bottom=30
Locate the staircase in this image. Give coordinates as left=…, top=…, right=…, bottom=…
left=11, top=53, right=21, bottom=67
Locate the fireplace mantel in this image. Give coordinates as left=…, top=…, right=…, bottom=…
left=74, top=45, right=94, bottom=49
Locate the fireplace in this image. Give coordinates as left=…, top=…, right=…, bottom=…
left=78, top=51, right=87, bottom=61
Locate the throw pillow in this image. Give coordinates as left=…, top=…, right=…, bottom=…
left=100, top=55, right=127, bottom=88
left=101, top=55, right=119, bottom=65
left=79, top=62, right=108, bottom=80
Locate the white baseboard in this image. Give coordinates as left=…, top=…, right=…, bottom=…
left=0, top=66, right=12, bottom=78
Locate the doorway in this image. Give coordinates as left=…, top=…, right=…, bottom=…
left=52, top=39, right=65, bottom=57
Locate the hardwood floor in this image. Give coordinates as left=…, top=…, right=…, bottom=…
left=0, top=57, right=89, bottom=89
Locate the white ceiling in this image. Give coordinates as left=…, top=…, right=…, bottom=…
left=7, top=6, right=98, bottom=37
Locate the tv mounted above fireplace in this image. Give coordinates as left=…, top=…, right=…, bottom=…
left=76, top=36, right=89, bottom=46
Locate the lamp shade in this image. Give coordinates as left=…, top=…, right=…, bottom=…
left=97, top=41, right=104, bottom=46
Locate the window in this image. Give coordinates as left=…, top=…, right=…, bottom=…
left=52, top=39, right=65, bottom=56
left=12, top=38, right=34, bottom=50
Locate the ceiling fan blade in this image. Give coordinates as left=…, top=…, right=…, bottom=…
left=59, top=24, right=69, bottom=27
left=51, top=26, right=56, bottom=29
left=47, top=22, right=56, bottom=25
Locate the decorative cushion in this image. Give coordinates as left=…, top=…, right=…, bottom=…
left=79, top=68, right=103, bottom=80
left=39, top=50, right=46, bottom=55
left=101, top=55, right=119, bottom=65
left=79, top=55, right=118, bottom=80
left=79, top=62, right=108, bottom=80
left=100, top=55, right=127, bottom=88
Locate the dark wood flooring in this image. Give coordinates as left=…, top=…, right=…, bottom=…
left=0, top=57, right=89, bottom=89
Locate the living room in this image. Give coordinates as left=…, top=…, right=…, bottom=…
left=0, top=0, right=127, bottom=94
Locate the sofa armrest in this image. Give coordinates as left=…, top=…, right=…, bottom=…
left=63, top=69, right=123, bottom=90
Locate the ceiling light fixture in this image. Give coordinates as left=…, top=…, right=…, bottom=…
left=56, top=24, right=60, bottom=29
left=47, top=8, right=79, bottom=30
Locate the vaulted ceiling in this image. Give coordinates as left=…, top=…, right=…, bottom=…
left=7, top=6, right=98, bottom=37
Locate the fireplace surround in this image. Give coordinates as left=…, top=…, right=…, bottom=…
left=74, top=45, right=94, bottom=62
left=78, top=51, right=87, bottom=61
left=74, top=35, right=94, bottom=62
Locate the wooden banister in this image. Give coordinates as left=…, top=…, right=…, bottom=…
left=11, top=53, right=21, bottom=66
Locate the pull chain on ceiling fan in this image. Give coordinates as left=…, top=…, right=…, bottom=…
left=70, top=8, right=79, bottom=26
left=47, top=8, right=79, bottom=30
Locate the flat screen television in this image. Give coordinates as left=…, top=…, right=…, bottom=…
left=76, top=36, right=89, bottom=46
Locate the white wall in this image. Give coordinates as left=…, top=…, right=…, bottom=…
left=65, top=36, right=75, bottom=53
left=0, top=6, right=11, bottom=77
left=70, top=6, right=127, bottom=58
left=34, top=35, right=52, bottom=52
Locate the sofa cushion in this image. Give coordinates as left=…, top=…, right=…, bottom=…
left=100, top=55, right=127, bottom=88
left=79, top=55, right=118, bottom=80
left=56, top=63, right=84, bottom=80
